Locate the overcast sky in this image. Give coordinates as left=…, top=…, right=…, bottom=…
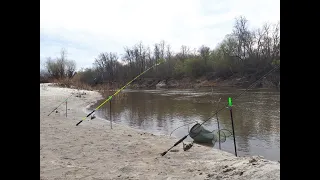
left=40, top=0, right=280, bottom=70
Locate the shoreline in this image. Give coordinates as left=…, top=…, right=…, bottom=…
left=40, top=83, right=280, bottom=180
left=44, top=74, right=280, bottom=93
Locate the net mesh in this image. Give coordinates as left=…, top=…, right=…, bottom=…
left=189, top=123, right=233, bottom=145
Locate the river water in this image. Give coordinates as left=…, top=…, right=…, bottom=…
left=89, top=87, right=280, bottom=161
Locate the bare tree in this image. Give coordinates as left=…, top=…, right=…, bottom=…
left=94, top=52, right=119, bottom=82
left=271, top=22, right=280, bottom=60
left=44, top=48, right=77, bottom=80
left=159, top=40, right=166, bottom=60
left=45, top=57, right=60, bottom=79
left=198, top=45, right=210, bottom=66
left=72, top=16, right=280, bottom=88
left=233, top=16, right=251, bottom=60
left=56, top=48, right=67, bottom=78
left=65, top=60, right=76, bottom=78
left=180, top=45, right=190, bottom=59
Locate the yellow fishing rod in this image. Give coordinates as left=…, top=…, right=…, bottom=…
left=76, top=59, right=164, bottom=126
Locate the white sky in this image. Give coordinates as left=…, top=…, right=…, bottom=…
left=40, top=0, right=280, bottom=70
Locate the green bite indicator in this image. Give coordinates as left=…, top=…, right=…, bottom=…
left=228, top=97, right=232, bottom=107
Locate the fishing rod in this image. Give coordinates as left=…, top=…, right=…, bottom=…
left=76, top=60, right=165, bottom=126
left=160, top=65, right=280, bottom=156
left=47, top=93, right=74, bottom=116
left=228, top=97, right=237, bottom=156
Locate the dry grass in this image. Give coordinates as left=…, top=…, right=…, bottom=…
left=199, top=80, right=216, bottom=87
left=51, top=78, right=128, bottom=101
left=95, top=84, right=128, bottom=101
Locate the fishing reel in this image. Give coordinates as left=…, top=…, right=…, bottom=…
left=182, top=141, right=194, bottom=151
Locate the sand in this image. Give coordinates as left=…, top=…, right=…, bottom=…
left=40, top=83, right=280, bottom=180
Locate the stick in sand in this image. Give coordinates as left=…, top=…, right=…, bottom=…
left=110, top=96, right=112, bottom=129
left=228, top=97, right=237, bottom=157
left=216, top=98, right=222, bottom=150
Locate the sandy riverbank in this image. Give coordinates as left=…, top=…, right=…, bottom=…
left=40, top=83, right=280, bottom=180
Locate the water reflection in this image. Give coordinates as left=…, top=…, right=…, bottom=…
left=90, top=88, right=280, bottom=161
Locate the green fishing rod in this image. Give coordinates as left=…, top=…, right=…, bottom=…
left=47, top=93, right=74, bottom=116
left=76, top=60, right=165, bottom=126
left=160, top=65, right=280, bottom=156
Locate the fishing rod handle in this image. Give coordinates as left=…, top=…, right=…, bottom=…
left=76, top=110, right=96, bottom=126
left=173, top=135, right=188, bottom=146
left=76, top=121, right=82, bottom=126
left=47, top=107, right=58, bottom=116
left=86, top=110, right=95, bottom=117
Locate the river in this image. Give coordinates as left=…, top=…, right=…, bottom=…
left=89, top=87, right=280, bottom=161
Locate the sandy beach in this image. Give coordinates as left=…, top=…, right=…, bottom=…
left=40, top=83, right=280, bottom=180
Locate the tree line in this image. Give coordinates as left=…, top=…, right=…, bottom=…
left=40, top=16, right=280, bottom=87
left=40, top=48, right=77, bottom=83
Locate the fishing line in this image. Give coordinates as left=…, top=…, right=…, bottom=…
left=169, top=121, right=198, bottom=136
left=160, top=65, right=280, bottom=156
left=76, top=60, right=165, bottom=126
